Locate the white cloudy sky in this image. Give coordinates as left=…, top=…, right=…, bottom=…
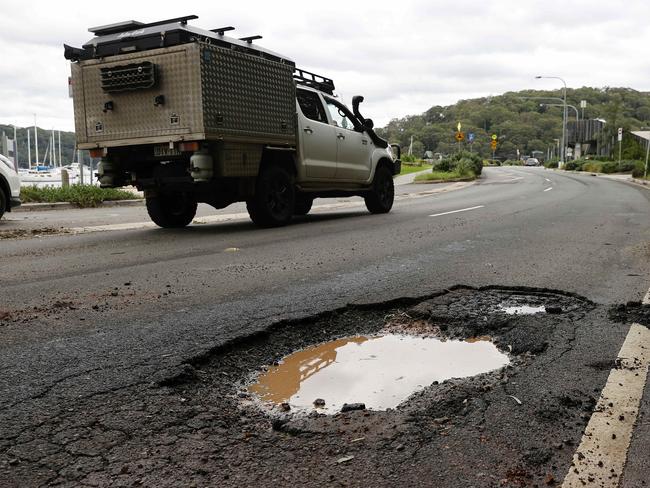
left=0, top=0, right=648, bottom=131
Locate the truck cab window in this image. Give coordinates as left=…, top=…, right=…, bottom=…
left=296, top=89, right=328, bottom=123
left=325, top=99, right=359, bottom=131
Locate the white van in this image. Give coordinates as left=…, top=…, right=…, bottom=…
left=0, top=154, right=21, bottom=219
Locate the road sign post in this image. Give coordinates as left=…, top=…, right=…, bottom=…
left=643, top=139, right=650, bottom=178
left=618, top=128, right=623, bottom=164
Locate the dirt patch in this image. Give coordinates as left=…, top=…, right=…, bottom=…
left=0, top=227, right=67, bottom=240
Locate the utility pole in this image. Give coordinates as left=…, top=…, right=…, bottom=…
left=536, top=76, right=567, bottom=167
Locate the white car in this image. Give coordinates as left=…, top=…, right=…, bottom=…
left=0, top=154, right=21, bottom=219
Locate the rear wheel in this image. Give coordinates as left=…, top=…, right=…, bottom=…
left=293, top=195, right=313, bottom=216
left=0, top=186, right=6, bottom=220
left=146, top=193, right=197, bottom=228
left=364, top=166, right=394, bottom=214
left=247, top=166, right=295, bottom=227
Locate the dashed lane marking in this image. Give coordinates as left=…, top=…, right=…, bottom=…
left=544, top=187, right=553, bottom=192
left=545, top=178, right=552, bottom=182
left=561, top=323, right=650, bottom=487
left=428, top=205, right=485, bottom=218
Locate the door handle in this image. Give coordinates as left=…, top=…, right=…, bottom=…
left=337, top=133, right=346, bottom=140
left=303, top=127, right=313, bottom=134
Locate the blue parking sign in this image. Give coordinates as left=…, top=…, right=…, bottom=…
left=468, top=132, right=475, bottom=142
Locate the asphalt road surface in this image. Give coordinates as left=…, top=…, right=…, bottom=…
left=1, top=167, right=649, bottom=487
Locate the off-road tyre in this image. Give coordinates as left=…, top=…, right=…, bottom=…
left=0, top=186, right=6, bottom=220
left=247, top=165, right=295, bottom=227
left=146, top=193, right=197, bottom=228
left=364, top=165, right=394, bottom=214
left=293, top=195, right=314, bottom=216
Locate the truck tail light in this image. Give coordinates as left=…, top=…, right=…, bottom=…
left=179, top=141, right=200, bottom=152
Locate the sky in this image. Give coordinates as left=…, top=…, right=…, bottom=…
left=0, top=0, right=649, bottom=132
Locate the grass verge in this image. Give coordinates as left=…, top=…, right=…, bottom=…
left=398, top=164, right=432, bottom=176
left=414, top=170, right=477, bottom=183
left=20, top=185, right=138, bottom=208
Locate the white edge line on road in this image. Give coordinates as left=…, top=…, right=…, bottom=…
left=545, top=178, right=551, bottom=182
left=428, top=205, right=485, bottom=218
left=544, top=187, right=553, bottom=192
left=561, top=323, right=650, bottom=488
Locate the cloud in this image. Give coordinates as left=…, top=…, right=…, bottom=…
left=0, top=0, right=648, bottom=132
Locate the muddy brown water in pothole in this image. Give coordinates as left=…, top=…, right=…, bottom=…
left=248, top=334, right=509, bottom=413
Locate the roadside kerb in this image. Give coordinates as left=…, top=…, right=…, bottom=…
left=551, top=169, right=649, bottom=189
left=13, top=199, right=145, bottom=213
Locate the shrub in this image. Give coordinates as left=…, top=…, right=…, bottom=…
left=564, top=161, right=580, bottom=171
left=401, top=154, right=418, bottom=163
left=632, top=161, right=647, bottom=178
left=454, top=158, right=475, bottom=177
left=600, top=161, right=619, bottom=174
left=544, top=159, right=559, bottom=169
left=432, top=159, right=451, bottom=172
left=20, top=185, right=137, bottom=207
left=618, top=160, right=639, bottom=172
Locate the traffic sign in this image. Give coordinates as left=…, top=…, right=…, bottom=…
left=618, top=127, right=623, bottom=142
left=455, top=131, right=465, bottom=142
left=468, top=132, right=475, bottom=143
left=490, top=140, right=497, bottom=150
left=491, top=134, right=498, bottom=141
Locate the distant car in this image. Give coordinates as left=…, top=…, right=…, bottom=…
left=0, top=154, right=21, bottom=219
left=525, top=158, right=540, bottom=166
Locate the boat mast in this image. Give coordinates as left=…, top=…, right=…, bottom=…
left=51, top=128, right=56, bottom=166
left=33, top=115, right=39, bottom=166
left=27, top=129, right=31, bottom=168
left=58, top=131, right=62, bottom=166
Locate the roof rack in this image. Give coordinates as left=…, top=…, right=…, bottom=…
left=293, top=68, right=335, bottom=95
left=89, top=15, right=198, bottom=36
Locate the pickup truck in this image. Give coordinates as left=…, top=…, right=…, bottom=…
left=64, top=15, right=400, bottom=227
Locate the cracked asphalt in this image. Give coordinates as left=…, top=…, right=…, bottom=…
left=1, top=167, right=650, bottom=487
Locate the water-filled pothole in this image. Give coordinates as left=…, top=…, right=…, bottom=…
left=500, top=304, right=546, bottom=315
left=249, top=334, right=509, bottom=414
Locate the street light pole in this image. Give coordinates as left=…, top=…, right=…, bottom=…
left=536, top=76, right=567, bottom=167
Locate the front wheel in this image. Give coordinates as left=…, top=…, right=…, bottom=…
left=0, top=186, right=6, bottom=220
left=146, top=193, right=197, bottom=228
left=293, top=195, right=313, bottom=216
left=364, top=166, right=394, bottom=214
left=247, top=166, right=295, bottom=227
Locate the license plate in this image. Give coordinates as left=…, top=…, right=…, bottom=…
left=154, top=145, right=181, bottom=157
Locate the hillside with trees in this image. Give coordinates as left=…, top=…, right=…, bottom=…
left=0, top=125, right=88, bottom=167
left=377, top=87, right=650, bottom=160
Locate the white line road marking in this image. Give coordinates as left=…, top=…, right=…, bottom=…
left=428, top=205, right=485, bottom=218
left=561, top=323, right=650, bottom=488
left=642, top=287, right=650, bottom=305
left=545, top=178, right=551, bottom=182
left=544, top=187, right=553, bottom=192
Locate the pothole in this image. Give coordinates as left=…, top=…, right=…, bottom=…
left=248, top=334, right=509, bottom=414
